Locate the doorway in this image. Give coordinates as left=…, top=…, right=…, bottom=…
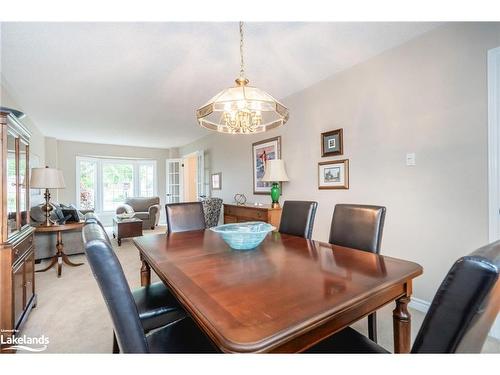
left=183, top=153, right=198, bottom=202
left=166, top=150, right=205, bottom=204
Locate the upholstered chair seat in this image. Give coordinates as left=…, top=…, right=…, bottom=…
left=131, top=282, right=186, bottom=332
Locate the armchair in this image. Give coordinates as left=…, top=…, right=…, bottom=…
left=116, top=197, right=160, bottom=230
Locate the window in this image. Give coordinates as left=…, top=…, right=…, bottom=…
left=139, top=163, right=154, bottom=197
left=102, top=162, right=134, bottom=211
left=76, top=157, right=156, bottom=212
left=79, top=160, right=97, bottom=210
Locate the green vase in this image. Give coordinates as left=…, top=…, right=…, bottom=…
left=270, top=182, right=280, bottom=206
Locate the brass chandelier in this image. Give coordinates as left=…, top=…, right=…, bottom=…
left=196, top=22, right=289, bottom=134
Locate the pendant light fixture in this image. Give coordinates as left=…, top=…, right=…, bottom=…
left=196, top=22, right=289, bottom=134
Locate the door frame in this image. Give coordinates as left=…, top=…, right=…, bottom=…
left=181, top=150, right=205, bottom=200
left=488, top=46, right=500, bottom=243
left=165, top=158, right=184, bottom=204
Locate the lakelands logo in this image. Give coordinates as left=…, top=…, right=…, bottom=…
left=1, top=330, right=49, bottom=352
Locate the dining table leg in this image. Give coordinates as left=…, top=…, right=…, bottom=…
left=140, top=256, right=151, bottom=286
left=393, top=295, right=411, bottom=353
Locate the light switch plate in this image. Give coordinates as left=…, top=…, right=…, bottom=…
left=406, top=153, right=416, bottom=166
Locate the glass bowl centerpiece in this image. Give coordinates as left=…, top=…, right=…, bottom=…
left=210, top=221, right=275, bottom=250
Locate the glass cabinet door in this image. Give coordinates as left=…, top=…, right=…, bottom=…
left=19, top=141, right=29, bottom=227
left=7, top=131, right=18, bottom=235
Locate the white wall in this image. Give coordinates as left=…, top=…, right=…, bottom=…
left=181, top=23, right=500, bottom=305
left=53, top=139, right=176, bottom=224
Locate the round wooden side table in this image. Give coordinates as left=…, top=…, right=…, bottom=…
left=35, top=221, right=85, bottom=278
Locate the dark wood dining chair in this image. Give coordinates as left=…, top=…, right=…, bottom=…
left=329, top=204, right=387, bottom=342
left=84, top=234, right=217, bottom=353
left=279, top=200, right=318, bottom=239
left=82, top=219, right=188, bottom=353
left=165, top=202, right=206, bottom=234
left=307, top=241, right=500, bottom=353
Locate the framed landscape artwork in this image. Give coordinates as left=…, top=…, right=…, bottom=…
left=211, top=172, right=222, bottom=190
left=252, top=136, right=281, bottom=194
left=318, top=159, right=349, bottom=189
left=321, top=128, right=343, bottom=157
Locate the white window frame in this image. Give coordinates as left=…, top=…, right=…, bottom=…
left=136, top=161, right=158, bottom=197
left=76, top=156, right=157, bottom=213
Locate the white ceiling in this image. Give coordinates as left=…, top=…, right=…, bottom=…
left=0, top=22, right=440, bottom=148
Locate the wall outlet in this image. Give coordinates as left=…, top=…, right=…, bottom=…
left=406, top=153, right=416, bottom=166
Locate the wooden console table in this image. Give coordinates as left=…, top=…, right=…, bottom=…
left=223, top=203, right=282, bottom=228
left=35, top=221, right=85, bottom=277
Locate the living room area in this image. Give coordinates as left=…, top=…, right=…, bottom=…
left=1, top=125, right=223, bottom=351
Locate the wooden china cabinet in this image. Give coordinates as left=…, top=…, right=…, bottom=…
left=0, top=108, right=36, bottom=353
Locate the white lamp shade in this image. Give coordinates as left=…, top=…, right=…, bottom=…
left=261, top=159, right=289, bottom=182
left=30, top=167, right=66, bottom=189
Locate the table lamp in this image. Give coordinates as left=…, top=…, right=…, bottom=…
left=30, top=166, right=66, bottom=226
left=261, top=159, right=289, bottom=208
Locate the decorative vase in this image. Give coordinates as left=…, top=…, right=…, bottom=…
left=270, top=182, right=280, bottom=207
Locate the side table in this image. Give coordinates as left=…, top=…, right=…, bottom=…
left=35, top=221, right=85, bottom=278
left=112, top=216, right=143, bottom=246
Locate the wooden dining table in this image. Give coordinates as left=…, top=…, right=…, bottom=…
left=133, top=230, right=423, bottom=353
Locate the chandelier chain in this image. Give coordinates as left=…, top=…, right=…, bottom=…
left=239, top=21, right=245, bottom=78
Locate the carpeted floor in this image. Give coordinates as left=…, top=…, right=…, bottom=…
left=20, top=225, right=500, bottom=354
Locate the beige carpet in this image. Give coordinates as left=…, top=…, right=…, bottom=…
left=20, top=225, right=500, bottom=354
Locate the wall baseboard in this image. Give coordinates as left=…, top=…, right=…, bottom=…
left=408, top=297, right=430, bottom=313
left=410, top=297, right=500, bottom=341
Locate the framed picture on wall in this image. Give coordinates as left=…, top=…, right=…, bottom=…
left=321, top=128, right=343, bottom=157
left=318, top=159, right=349, bottom=189
left=252, top=136, right=281, bottom=195
left=211, top=172, right=222, bottom=190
